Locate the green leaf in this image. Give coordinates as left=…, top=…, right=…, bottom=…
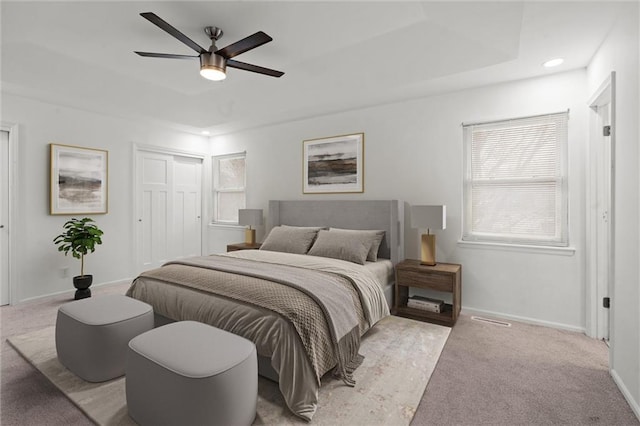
left=53, top=217, right=104, bottom=274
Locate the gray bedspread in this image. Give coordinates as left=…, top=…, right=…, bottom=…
left=126, top=250, right=389, bottom=421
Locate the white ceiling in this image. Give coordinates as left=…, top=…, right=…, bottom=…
left=0, top=1, right=630, bottom=136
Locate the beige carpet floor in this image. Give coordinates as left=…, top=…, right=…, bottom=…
left=413, top=315, right=639, bottom=425
left=8, top=313, right=450, bottom=426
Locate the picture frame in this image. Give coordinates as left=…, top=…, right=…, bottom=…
left=50, top=144, right=109, bottom=215
left=303, top=132, right=364, bottom=194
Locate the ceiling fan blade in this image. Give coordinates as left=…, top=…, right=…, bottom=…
left=135, top=51, right=200, bottom=60
left=215, top=31, right=273, bottom=59
left=140, top=12, right=206, bottom=54
left=227, top=59, right=284, bottom=78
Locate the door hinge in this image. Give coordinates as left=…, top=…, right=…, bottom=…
left=603, top=297, right=610, bottom=309
left=603, top=125, right=611, bottom=136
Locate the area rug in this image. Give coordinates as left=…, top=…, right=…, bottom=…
left=8, top=315, right=450, bottom=425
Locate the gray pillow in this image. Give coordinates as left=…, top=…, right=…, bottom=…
left=329, top=228, right=385, bottom=261
left=307, top=230, right=371, bottom=265
left=259, top=226, right=323, bottom=254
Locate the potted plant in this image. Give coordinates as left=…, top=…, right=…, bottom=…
left=53, top=217, right=104, bottom=300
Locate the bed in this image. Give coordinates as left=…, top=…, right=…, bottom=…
left=126, top=199, right=403, bottom=420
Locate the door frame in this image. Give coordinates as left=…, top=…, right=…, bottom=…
left=1, top=122, right=18, bottom=305
left=132, top=144, right=208, bottom=274
left=586, top=72, right=616, bottom=345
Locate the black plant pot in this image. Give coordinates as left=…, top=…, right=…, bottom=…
left=73, top=275, right=93, bottom=300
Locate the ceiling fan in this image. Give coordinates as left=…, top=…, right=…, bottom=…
left=135, top=12, right=284, bottom=81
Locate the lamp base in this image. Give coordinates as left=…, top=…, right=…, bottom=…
left=420, top=234, right=436, bottom=266
left=245, top=228, right=256, bottom=245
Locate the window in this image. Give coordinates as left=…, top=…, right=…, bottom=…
left=212, top=152, right=246, bottom=223
left=462, top=111, right=569, bottom=246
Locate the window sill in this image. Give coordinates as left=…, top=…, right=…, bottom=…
left=208, top=223, right=243, bottom=230
left=457, top=240, right=576, bottom=256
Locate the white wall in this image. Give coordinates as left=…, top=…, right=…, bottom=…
left=2, top=93, right=208, bottom=302
left=587, top=5, right=640, bottom=418
left=210, top=69, right=588, bottom=331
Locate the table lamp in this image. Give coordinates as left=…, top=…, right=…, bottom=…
left=238, top=209, right=263, bottom=244
left=411, top=205, right=446, bottom=266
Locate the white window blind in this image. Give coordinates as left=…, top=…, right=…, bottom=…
left=212, top=152, right=246, bottom=223
left=462, top=111, right=569, bottom=246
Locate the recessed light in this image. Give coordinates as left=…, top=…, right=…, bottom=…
left=543, top=58, right=564, bottom=68
left=201, top=131, right=211, bottom=136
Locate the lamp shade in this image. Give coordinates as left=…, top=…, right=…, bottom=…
left=411, top=205, right=446, bottom=230
left=238, top=209, right=263, bottom=227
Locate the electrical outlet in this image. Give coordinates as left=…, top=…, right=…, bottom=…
left=60, top=267, right=69, bottom=278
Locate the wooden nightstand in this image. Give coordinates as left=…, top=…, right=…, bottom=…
left=226, top=242, right=262, bottom=252
left=393, top=260, right=461, bottom=326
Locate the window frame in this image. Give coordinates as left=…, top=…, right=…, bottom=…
left=462, top=111, right=569, bottom=247
left=212, top=152, right=246, bottom=224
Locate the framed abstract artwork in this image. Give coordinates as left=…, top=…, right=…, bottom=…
left=302, top=132, right=364, bottom=194
left=50, top=144, right=109, bottom=215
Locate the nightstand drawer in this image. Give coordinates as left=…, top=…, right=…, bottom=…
left=396, top=269, right=453, bottom=292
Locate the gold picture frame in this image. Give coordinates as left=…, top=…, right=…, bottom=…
left=302, top=132, right=364, bottom=194
left=50, top=144, right=109, bottom=215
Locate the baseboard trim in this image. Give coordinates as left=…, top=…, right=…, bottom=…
left=611, top=369, right=640, bottom=421
left=16, top=279, right=132, bottom=305
left=461, top=306, right=585, bottom=334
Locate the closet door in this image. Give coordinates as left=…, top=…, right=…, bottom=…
left=172, top=156, right=202, bottom=260
left=137, top=151, right=173, bottom=271
left=136, top=151, right=202, bottom=272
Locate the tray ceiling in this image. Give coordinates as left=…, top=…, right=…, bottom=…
left=0, top=1, right=629, bottom=135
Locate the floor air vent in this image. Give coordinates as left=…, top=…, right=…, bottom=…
left=471, top=316, right=512, bottom=327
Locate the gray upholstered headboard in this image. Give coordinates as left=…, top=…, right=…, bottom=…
left=268, top=200, right=404, bottom=264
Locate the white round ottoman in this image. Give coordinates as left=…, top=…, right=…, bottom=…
left=55, top=294, right=154, bottom=382
left=126, top=320, right=257, bottom=426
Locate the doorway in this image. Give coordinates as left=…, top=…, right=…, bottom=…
left=587, top=72, right=616, bottom=343
left=135, top=148, right=203, bottom=272
left=0, top=130, right=9, bottom=305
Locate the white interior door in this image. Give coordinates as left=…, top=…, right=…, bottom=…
left=137, top=150, right=203, bottom=272
left=596, top=103, right=612, bottom=341
left=587, top=72, right=615, bottom=343
left=0, top=130, right=9, bottom=305
left=138, top=152, right=172, bottom=271
left=172, top=156, right=202, bottom=259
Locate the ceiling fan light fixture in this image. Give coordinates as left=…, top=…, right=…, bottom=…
left=200, top=53, right=226, bottom=81
left=200, top=67, right=226, bottom=81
